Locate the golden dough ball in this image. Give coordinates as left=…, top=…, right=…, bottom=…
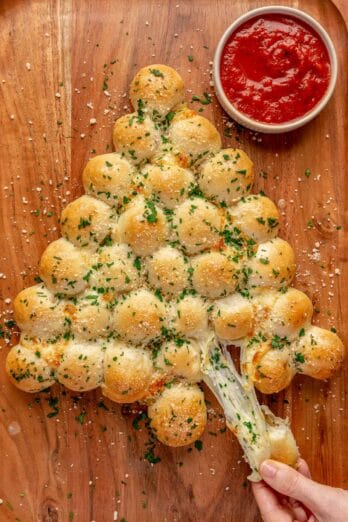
left=118, top=196, right=167, bottom=256
left=112, top=112, right=161, bottom=163
left=155, top=339, right=202, bottom=381
left=60, top=195, right=116, bottom=250
left=102, top=342, right=154, bottom=403
left=173, top=295, right=208, bottom=338
left=90, top=244, right=141, bottom=294
left=82, top=153, right=134, bottom=206
left=129, top=64, right=185, bottom=118
left=140, top=163, right=194, bottom=209
left=169, top=108, right=222, bottom=167
left=19, top=335, right=66, bottom=368
left=151, top=150, right=184, bottom=169
left=212, top=294, right=253, bottom=342
left=113, top=289, right=166, bottom=344
left=146, top=247, right=189, bottom=297
left=198, top=149, right=253, bottom=204
left=64, top=294, right=111, bottom=340
left=268, top=431, right=299, bottom=468
left=262, top=406, right=299, bottom=467
left=270, top=289, right=313, bottom=339
left=14, top=284, right=66, bottom=338
left=56, top=340, right=104, bottom=391
left=174, top=198, right=223, bottom=254
left=249, top=342, right=295, bottom=394
left=250, top=288, right=284, bottom=334
left=191, top=249, right=240, bottom=299
left=229, top=195, right=280, bottom=242
left=295, top=326, right=345, bottom=380
left=246, top=238, right=296, bottom=288
left=249, top=287, right=279, bottom=325
left=148, top=383, right=207, bottom=447
left=39, top=238, right=89, bottom=296
left=6, top=343, right=55, bottom=392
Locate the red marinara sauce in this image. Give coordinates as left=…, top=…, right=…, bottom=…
left=220, top=14, right=331, bottom=124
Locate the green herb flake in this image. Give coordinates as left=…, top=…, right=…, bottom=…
left=154, top=289, right=163, bottom=302
left=191, top=92, right=212, bottom=105
left=194, top=440, right=203, bottom=451
left=75, top=411, right=87, bottom=425
left=294, top=352, right=305, bottom=363
left=133, top=256, right=141, bottom=271
left=144, top=199, right=158, bottom=223
left=271, top=335, right=290, bottom=350
left=166, top=111, right=175, bottom=123
left=144, top=446, right=161, bottom=464
left=78, top=217, right=91, bottom=229
left=47, top=396, right=59, bottom=418
left=149, top=68, right=164, bottom=78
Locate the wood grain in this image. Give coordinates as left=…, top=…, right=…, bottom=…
left=0, top=1, right=347, bottom=521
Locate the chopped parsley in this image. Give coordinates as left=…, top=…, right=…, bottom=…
left=271, top=335, right=290, bottom=350
left=149, top=68, right=164, bottom=78
left=47, top=396, right=59, bottom=418
left=75, top=411, right=87, bottom=425
left=101, top=234, right=112, bottom=247
left=78, top=217, right=91, bottom=229
left=294, top=352, right=305, bottom=363
left=137, top=98, right=145, bottom=123
left=267, top=217, right=278, bottom=228
left=133, top=256, right=141, bottom=271
left=259, top=258, right=270, bottom=265
left=243, top=421, right=257, bottom=444
left=144, top=446, right=161, bottom=464
left=194, top=440, right=203, bottom=451
left=191, top=92, right=212, bottom=105
left=188, top=184, right=204, bottom=198
left=154, top=289, right=163, bottom=302
left=144, top=199, right=158, bottom=223
left=166, top=111, right=175, bottom=123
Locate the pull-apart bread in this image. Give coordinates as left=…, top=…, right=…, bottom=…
left=7, top=64, right=344, bottom=480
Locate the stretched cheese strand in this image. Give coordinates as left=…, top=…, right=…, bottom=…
left=201, top=336, right=299, bottom=481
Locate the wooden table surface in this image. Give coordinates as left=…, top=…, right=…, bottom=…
left=0, top=1, right=347, bottom=521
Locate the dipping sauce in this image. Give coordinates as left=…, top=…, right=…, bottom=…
left=220, top=14, right=331, bottom=124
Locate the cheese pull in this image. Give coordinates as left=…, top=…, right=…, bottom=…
left=201, top=337, right=299, bottom=481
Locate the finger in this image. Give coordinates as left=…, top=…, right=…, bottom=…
left=288, top=497, right=310, bottom=522
left=297, top=458, right=312, bottom=479
left=251, top=481, right=293, bottom=522
left=291, top=461, right=316, bottom=521
left=260, top=459, right=328, bottom=513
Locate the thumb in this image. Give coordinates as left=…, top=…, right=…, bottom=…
left=260, top=459, right=326, bottom=513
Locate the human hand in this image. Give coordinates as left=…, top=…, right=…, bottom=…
left=252, top=459, right=348, bottom=522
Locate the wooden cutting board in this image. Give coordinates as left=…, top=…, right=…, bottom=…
left=0, top=1, right=347, bottom=520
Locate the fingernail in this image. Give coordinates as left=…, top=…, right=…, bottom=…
left=260, top=460, right=278, bottom=478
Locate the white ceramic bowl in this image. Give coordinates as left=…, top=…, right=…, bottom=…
left=213, top=6, right=338, bottom=134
